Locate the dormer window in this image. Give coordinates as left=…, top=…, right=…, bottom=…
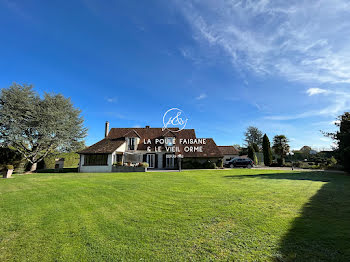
left=166, top=137, right=175, bottom=147
left=128, top=137, right=136, bottom=150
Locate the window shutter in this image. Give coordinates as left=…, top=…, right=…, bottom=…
left=155, top=154, right=158, bottom=168
left=174, top=157, right=178, bottom=168
left=163, top=154, right=166, bottom=168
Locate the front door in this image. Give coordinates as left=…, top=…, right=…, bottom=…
left=166, top=154, right=174, bottom=168
left=146, top=154, right=155, bottom=168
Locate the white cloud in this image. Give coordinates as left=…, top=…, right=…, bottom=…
left=196, top=93, right=207, bottom=100
left=105, top=97, right=117, bottom=103
left=176, top=0, right=350, bottom=84
left=265, top=88, right=350, bottom=120
left=306, top=88, right=328, bottom=96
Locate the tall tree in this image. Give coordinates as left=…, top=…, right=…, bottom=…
left=244, top=126, right=263, bottom=148
left=272, top=135, right=290, bottom=162
left=299, top=146, right=312, bottom=154
left=0, top=83, right=87, bottom=171
left=325, top=112, right=350, bottom=171
left=252, top=143, right=259, bottom=152
left=262, top=134, right=272, bottom=166
left=247, top=145, right=255, bottom=160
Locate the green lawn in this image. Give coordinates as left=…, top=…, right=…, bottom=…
left=1, top=170, right=350, bottom=261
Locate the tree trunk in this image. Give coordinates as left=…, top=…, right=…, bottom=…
left=30, top=162, right=37, bottom=172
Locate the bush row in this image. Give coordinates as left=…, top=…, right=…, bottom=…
left=36, top=168, right=78, bottom=173
left=182, top=160, right=218, bottom=169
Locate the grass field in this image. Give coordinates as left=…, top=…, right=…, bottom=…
left=1, top=169, right=350, bottom=261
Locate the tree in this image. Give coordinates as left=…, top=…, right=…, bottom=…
left=252, top=143, right=259, bottom=152
left=300, top=146, right=312, bottom=154
left=232, top=144, right=241, bottom=150
left=0, top=83, right=87, bottom=171
left=244, top=126, right=263, bottom=148
left=325, top=112, right=350, bottom=171
left=253, top=152, right=258, bottom=165
left=272, top=135, right=290, bottom=163
left=262, top=134, right=272, bottom=166
left=247, top=145, right=255, bottom=160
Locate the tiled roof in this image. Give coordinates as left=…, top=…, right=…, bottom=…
left=217, top=146, right=240, bottom=155
left=107, top=127, right=196, bottom=140
left=179, top=138, right=223, bottom=158
left=79, top=127, right=222, bottom=158
left=78, top=138, right=125, bottom=154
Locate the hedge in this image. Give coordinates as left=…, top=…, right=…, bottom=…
left=36, top=168, right=79, bottom=173
left=43, top=153, right=80, bottom=169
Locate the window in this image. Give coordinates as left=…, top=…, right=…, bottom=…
left=113, top=154, right=123, bottom=163
left=128, top=137, right=136, bottom=150
left=166, top=137, right=174, bottom=146
left=146, top=154, right=155, bottom=168
left=84, top=154, right=108, bottom=166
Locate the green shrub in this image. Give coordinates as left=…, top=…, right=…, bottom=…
left=6, top=165, right=14, bottom=170
left=217, top=159, right=223, bottom=168
left=203, top=160, right=216, bottom=169
left=277, top=158, right=285, bottom=166
left=182, top=161, right=193, bottom=169
left=36, top=168, right=78, bottom=173
left=269, top=161, right=278, bottom=167
left=138, top=162, right=149, bottom=168
left=253, top=153, right=258, bottom=165
left=193, top=161, right=202, bottom=169
left=329, top=156, right=337, bottom=166
left=293, top=161, right=301, bottom=168
left=284, top=162, right=292, bottom=167
left=0, top=147, right=23, bottom=171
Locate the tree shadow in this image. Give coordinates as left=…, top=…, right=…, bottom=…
left=224, top=171, right=350, bottom=261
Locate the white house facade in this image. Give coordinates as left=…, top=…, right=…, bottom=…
left=78, top=122, right=223, bottom=172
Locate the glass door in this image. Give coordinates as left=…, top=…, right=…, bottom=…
left=166, top=155, right=174, bottom=168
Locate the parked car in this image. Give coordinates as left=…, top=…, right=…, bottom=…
left=225, top=158, right=254, bottom=168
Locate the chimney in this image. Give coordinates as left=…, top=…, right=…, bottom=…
left=145, top=125, right=150, bottom=128
left=105, top=121, right=110, bottom=137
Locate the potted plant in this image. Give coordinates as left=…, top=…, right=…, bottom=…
left=3, top=165, right=14, bottom=178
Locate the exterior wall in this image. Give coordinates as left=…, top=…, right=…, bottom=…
left=111, top=142, right=127, bottom=164
left=116, top=142, right=126, bottom=152
left=80, top=165, right=112, bottom=173
left=79, top=154, right=113, bottom=173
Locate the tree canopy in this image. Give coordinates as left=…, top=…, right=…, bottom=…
left=262, top=134, right=272, bottom=166
left=0, top=83, right=87, bottom=171
left=247, top=145, right=255, bottom=160
left=244, top=126, right=263, bottom=148
left=272, top=135, right=290, bottom=160
left=325, top=112, right=350, bottom=171
left=299, top=146, right=312, bottom=154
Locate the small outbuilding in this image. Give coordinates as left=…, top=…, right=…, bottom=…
left=217, top=146, right=240, bottom=165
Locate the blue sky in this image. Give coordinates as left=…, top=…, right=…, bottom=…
left=1, top=0, right=350, bottom=150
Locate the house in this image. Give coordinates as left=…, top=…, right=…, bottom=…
left=217, top=146, right=240, bottom=164
left=78, top=122, right=223, bottom=172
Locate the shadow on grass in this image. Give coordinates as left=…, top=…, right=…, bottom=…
left=225, top=171, right=350, bottom=261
